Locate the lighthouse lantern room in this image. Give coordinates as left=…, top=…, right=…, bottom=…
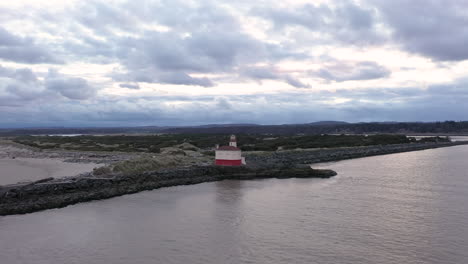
left=215, top=135, right=246, bottom=166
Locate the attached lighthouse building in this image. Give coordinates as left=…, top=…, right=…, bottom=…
left=215, top=135, right=246, bottom=166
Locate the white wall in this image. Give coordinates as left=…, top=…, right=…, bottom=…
left=215, top=150, right=241, bottom=160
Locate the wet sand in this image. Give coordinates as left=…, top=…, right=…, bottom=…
left=0, top=158, right=101, bottom=186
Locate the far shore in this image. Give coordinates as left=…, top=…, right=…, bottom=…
left=405, top=134, right=468, bottom=137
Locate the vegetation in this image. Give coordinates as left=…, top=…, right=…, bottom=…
left=111, top=157, right=179, bottom=174
left=93, top=166, right=113, bottom=176
left=13, top=134, right=418, bottom=153
left=163, top=121, right=468, bottom=135
left=3, top=121, right=468, bottom=137
left=417, top=136, right=451, bottom=143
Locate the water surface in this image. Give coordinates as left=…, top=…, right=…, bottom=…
left=0, top=158, right=100, bottom=185
left=1, top=146, right=468, bottom=263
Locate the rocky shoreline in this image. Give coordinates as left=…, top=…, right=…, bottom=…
left=0, top=166, right=336, bottom=216
left=2, top=141, right=467, bottom=216
left=245, top=141, right=468, bottom=168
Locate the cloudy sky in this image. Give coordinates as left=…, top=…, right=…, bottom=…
left=1, top=0, right=468, bottom=127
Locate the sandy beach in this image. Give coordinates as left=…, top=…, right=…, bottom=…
left=0, top=158, right=101, bottom=186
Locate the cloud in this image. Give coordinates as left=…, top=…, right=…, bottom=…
left=119, top=83, right=140, bottom=89
left=316, top=61, right=391, bottom=82
left=43, top=0, right=309, bottom=88
left=157, top=72, right=215, bottom=87
left=2, top=0, right=468, bottom=127
left=0, top=66, right=48, bottom=104
left=368, top=0, right=468, bottom=61
left=284, top=76, right=310, bottom=88
left=0, top=66, right=96, bottom=106
left=0, top=26, right=61, bottom=64
left=112, top=68, right=215, bottom=87
left=241, top=66, right=310, bottom=88
left=215, top=97, right=232, bottom=110
left=253, top=0, right=385, bottom=45
left=109, top=28, right=302, bottom=87
left=45, top=70, right=96, bottom=100
left=5, top=77, right=468, bottom=127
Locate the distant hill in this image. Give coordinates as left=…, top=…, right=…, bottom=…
left=161, top=121, right=468, bottom=135
left=195, top=123, right=261, bottom=128
left=2, top=121, right=468, bottom=136
left=307, top=121, right=349, bottom=126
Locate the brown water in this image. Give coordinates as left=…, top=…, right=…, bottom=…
left=1, top=146, right=468, bottom=263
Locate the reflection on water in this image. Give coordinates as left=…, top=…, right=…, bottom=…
left=1, top=146, right=468, bottom=263
left=215, top=180, right=244, bottom=204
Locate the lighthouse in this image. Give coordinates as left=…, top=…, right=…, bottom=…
left=215, top=135, right=246, bottom=166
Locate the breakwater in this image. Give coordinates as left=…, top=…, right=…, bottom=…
left=2, top=141, right=466, bottom=216
left=0, top=166, right=336, bottom=216
left=245, top=142, right=468, bottom=168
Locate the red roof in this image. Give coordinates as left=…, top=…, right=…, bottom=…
left=216, top=146, right=240, bottom=151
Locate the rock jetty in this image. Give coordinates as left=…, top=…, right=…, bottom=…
left=245, top=142, right=468, bottom=168
left=2, top=141, right=467, bottom=216
left=0, top=166, right=336, bottom=216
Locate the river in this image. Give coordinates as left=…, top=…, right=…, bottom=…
left=1, top=145, right=468, bottom=263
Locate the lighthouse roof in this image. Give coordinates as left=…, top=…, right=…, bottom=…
left=216, top=146, right=240, bottom=151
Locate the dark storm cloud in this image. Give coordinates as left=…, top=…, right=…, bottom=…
left=0, top=27, right=61, bottom=64
left=316, top=61, right=391, bottom=82
left=367, top=0, right=468, bottom=61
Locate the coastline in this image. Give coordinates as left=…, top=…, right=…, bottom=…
left=245, top=141, right=468, bottom=168
left=0, top=166, right=336, bottom=216
left=1, top=141, right=468, bottom=216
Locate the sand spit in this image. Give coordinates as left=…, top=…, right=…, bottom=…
left=0, top=140, right=139, bottom=163
left=0, top=140, right=136, bottom=186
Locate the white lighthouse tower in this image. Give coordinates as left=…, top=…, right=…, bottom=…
left=229, top=135, right=237, bottom=147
